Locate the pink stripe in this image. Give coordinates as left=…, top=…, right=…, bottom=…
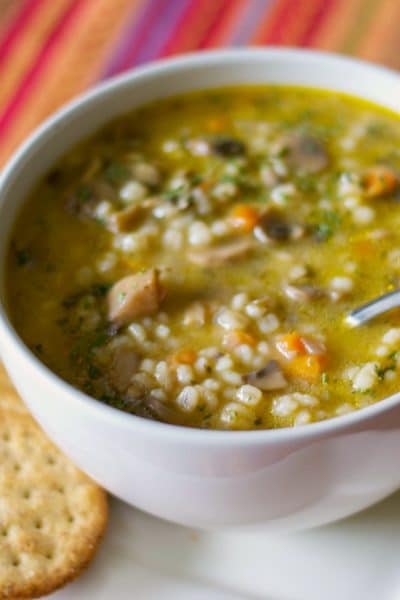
left=116, top=0, right=165, bottom=73
left=0, top=0, right=45, bottom=68
left=159, top=0, right=202, bottom=57
left=0, top=0, right=86, bottom=140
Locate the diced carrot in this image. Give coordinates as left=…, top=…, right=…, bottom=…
left=285, top=355, right=326, bottom=382
left=353, top=238, right=375, bottom=258
left=223, top=330, right=257, bottom=349
left=228, top=204, right=260, bottom=232
left=362, top=166, right=398, bottom=198
left=276, top=333, right=306, bottom=358
left=207, top=117, right=227, bottom=133
left=170, top=349, right=197, bottom=366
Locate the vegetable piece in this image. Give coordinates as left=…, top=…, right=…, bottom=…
left=124, top=384, right=183, bottom=424
left=255, top=209, right=305, bottom=243
left=300, top=335, right=326, bottom=356
left=212, top=137, right=246, bottom=157
left=207, top=117, right=227, bottom=133
left=285, top=134, right=329, bottom=174
left=244, top=360, right=287, bottom=390
left=223, top=330, right=257, bottom=349
left=170, top=349, right=197, bottom=366
left=183, top=302, right=207, bottom=326
left=312, top=211, right=340, bottom=242
left=353, top=238, right=376, bottom=258
left=277, top=333, right=326, bottom=359
left=283, top=284, right=325, bottom=303
left=107, top=268, right=165, bottom=324
left=109, top=347, right=141, bottom=392
left=228, top=204, right=260, bottom=232
left=132, top=163, right=161, bottom=187
left=276, top=333, right=306, bottom=358
left=285, top=355, right=326, bottom=382
left=362, top=166, right=398, bottom=198
left=187, top=239, right=254, bottom=266
left=108, top=204, right=143, bottom=233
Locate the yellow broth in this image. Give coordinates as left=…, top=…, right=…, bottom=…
left=6, top=86, right=400, bottom=429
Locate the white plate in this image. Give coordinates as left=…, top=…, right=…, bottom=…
left=50, top=491, right=400, bottom=599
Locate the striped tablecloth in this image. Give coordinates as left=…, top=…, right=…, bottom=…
left=0, top=0, right=399, bottom=167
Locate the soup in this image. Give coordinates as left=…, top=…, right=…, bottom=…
left=7, top=86, right=400, bottom=430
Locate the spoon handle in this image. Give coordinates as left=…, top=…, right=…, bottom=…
left=346, top=288, right=400, bottom=327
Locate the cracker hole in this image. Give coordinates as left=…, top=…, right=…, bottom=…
left=2, top=432, right=10, bottom=442
left=57, top=486, right=65, bottom=494
left=34, top=519, right=43, bottom=530
left=1, top=528, right=8, bottom=537
left=67, top=514, right=75, bottom=524
left=22, top=490, right=31, bottom=500
left=11, top=558, right=20, bottom=567
left=14, top=463, right=21, bottom=472
left=45, top=552, right=53, bottom=560
left=47, top=456, right=56, bottom=465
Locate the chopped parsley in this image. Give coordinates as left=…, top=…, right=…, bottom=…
left=313, top=210, right=341, bottom=242
left=104, top=161, right=129, bottom=184
left=16, top=248, right=32, bottom=266
left=375, top=363, right=396, bottom=381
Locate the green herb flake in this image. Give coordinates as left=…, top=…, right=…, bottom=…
left=104, top=161, right=129, bottom=185
left=16, top=248, right=31, bottom=267
left=321, top=372, right=329, bottom=385
left=76, top=184, right=92, bottom=203
left=375, top=363, right=396, bottom=381
left=88, top=364, right=101, bottom=380
left=313, top=210, right=341, bottom=242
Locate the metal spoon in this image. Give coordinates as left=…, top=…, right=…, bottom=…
left=346, top=288, right=400, bottom=327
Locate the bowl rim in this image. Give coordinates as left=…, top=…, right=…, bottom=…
left=1, top=46, right=400, bottom=445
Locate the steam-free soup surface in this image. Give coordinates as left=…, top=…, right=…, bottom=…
left=7, top=86, right=400, bottom=429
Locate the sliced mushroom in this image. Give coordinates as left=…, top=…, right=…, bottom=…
left=284, top=134, right=329, bottom=174
left=212, top=137, right=246, bottom=158
left=183, top=302, right=207, bottom=326
left=107, top=268, right=165, bottom=324
left=254, top=209, right=306, bottom=244
left=109, top=347, right=141, bottom=392
left=187, top=238, right=254, bottom=266
left=244, top=360, right=287, bottom=390
left=284, top=284, right=325, bottom=303
left=108, top=204, right=143, bottom=233
left=123, top=384, right=184, bottom=424
left=132, top=163, right=161, bottom=187
left=65, top=180, right=116, bottom=219
left=108, top=195, right=160, bottom=232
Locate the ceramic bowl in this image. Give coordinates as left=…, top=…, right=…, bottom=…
left=1, top=49, right=400, bottom=530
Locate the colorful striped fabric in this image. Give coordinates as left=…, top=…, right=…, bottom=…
left=0, top=0, right=399, bottom=166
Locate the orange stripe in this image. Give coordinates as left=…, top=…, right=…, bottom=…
left=309, top=0, right=364, bottom=51
left=0, top=0, right=24, bottom=36
left=0, top=0, right=136, bottom=166
left=357, top=0, right=400, bottom=68
left=204, top=0, right=249, bottom=47
left=0, top=0, right=72, bottom=112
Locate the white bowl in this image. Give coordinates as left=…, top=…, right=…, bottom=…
left=1, top=49, right=400, bottom=531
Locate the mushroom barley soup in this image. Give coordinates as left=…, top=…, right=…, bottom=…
left=7, top=86, right=400, bottom=430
